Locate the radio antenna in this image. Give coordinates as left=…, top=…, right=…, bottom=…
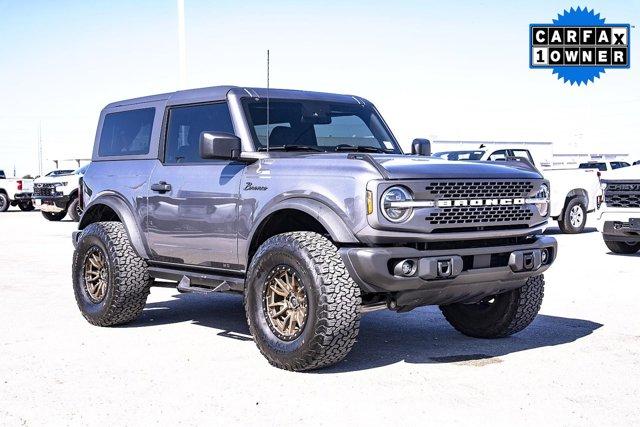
left=266, top=49, right=270, bottom=153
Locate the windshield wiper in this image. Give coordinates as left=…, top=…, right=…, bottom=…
left=258, top=145, right=323, bottom=152
left=334, top=145, right=391, bottom=153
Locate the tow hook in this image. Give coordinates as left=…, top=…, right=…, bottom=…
left=418, top=256, right=463, bottom=280
left=509, top=250, right=543, bottom=272
left=437, top=260, right=453, bottom=278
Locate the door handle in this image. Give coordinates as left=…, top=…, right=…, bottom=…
left=151, top=181, right=172, bottom=193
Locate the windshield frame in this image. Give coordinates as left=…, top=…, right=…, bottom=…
left=240, top=98, right=403, bottom=154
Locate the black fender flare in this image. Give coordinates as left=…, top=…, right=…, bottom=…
left=247, top=197, right=359, bottom=252
left=79, top=192, right=149, bottom=259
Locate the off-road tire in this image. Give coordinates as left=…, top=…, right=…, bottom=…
left=42, top=210, right=67, bottom=221
left=18, top=201, right=35, bottom=211
left=72, top=221, right=151, bottom=326
left=558, top=197, right=586, bottom=234
left=245, top=231, right=361, bottom=371
left=0, top=193, right=9, bottom=212
left=440, top=275, right=545, bottom=338
left=604, top=240, right=640, bottom=254
left=68, top=198, right=81, bottom=222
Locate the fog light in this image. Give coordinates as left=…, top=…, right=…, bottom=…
left=541, top=248, right=549, bottom=264
left=394, top=259, right=417, bottom=277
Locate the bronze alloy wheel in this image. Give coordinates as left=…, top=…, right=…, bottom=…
left=262, top=265, right=308, bottom=341
left=83, top=247, right=108, bottom=303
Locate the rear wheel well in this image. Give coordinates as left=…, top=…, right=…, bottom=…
left=563, top=189, right=588, bottom=212
left=249, top=209, right=330, bottom=261
left=79, top=204, right=121, bottom=229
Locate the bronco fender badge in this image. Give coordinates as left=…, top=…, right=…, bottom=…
left=244, top=182, right=268, bottom=191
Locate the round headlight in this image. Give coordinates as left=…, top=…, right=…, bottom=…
left=534, top=183, right=550, bottom=217
left=381, top=186, right=413, bottom=222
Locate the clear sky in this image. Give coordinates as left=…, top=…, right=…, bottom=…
left=0, top=0, right=638, bottom=176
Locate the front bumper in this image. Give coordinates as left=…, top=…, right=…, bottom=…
left=339, top=235, right=557, bottom=310
left=596, top=208, right=640, bottom=242
left=34, top=195, right=70, bottom=213
left=600, top=218, right=640, bottom=242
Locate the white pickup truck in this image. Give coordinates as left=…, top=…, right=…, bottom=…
left=32, top=165, right=88, bottom=221
left=433, top=145, right=601, bottom=233
left=597, top=164, right=640, bottom=254
left=0, top=177, right=35, bottom=212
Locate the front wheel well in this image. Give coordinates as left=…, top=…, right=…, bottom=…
left=79, top=204, right=121, bottom=229
left=248, top=209, right=330, bottom=261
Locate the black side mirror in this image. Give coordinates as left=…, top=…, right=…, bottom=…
left=200, top=132, right=241, bottom=160
left=411, top=138, right=431, bottom=156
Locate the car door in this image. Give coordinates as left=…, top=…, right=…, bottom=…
left=146, top=102, right=245, bottom=271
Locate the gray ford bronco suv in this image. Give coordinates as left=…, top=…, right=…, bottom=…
left=72, top=86, right=556, bottom=371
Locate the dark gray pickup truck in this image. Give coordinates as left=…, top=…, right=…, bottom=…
left=72, top=86, right=556, bottom=371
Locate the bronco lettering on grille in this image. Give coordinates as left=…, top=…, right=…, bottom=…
left=437, top=198, right=525, bottom=207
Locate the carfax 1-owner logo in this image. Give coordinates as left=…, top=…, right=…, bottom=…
left=530, top=7, right=630, bottom=85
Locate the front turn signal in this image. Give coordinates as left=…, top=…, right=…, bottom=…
left=366, top=190, right=373, bottom=215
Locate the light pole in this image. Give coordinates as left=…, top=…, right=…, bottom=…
left=177, top=0, right=187, bottom=89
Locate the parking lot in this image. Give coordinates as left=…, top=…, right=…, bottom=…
left=1, top=207, right=639, bottom=426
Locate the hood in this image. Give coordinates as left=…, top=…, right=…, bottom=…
left=257, top=152, right=544, bottom=180
left=371, top=155, right=543, bottom=180
left=34, top=173, right=81, bottom=185
left=602, top=164, right=640, bottom=181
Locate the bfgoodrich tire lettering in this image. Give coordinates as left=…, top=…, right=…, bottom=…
left=72, top=221, right=151, bottom=326
left=440, top=275, right=545, bottom=338
left=245, top=231, right=361, bottom=371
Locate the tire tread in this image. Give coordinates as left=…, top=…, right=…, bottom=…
left=245, top=231, right=361, bottom=371
left=73, top=221, right=150, bottom=326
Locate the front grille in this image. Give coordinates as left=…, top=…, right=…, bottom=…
left=425, top=181, right=534, bottom=199
left=422, top=180, right=537, bottom=228
left=33, top=183, right=59, bottom=197
left=605, top=182, right=640, bottom=208
left=426, top=205, right=533, bottom=225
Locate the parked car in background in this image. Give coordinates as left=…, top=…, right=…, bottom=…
left=597, top=164, right=640, bottom=254
left=0, top=178, right=34, bottom=212
left=579, top=161, right=631, bottom=177
left=433, top=145, right=601, bottom=233
left=633, top=160, right=640, bottom=166
left=0, top=170, right=6, bottom=179
left=33, top=164, right=89, bottom=221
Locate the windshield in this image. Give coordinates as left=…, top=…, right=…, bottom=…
left=579, top=162, right=607, bottom=171
left=243, top=99, right=401, bottom=153
left=432, top=150, right=485, bottom=161
left=46, top=169, right=74, bottom=176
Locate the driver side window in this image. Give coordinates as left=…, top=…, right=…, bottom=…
left=164, top=103, right=235, bottom=164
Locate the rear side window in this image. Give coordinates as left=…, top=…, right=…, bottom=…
left=579, top=162, right=607, bottom=171
left=98, top=108, right=155, bottom=157
left=165, top=103, right=235, bottom=164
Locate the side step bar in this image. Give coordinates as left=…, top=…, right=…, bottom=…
left=148, top=266, right=245, bottom=293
